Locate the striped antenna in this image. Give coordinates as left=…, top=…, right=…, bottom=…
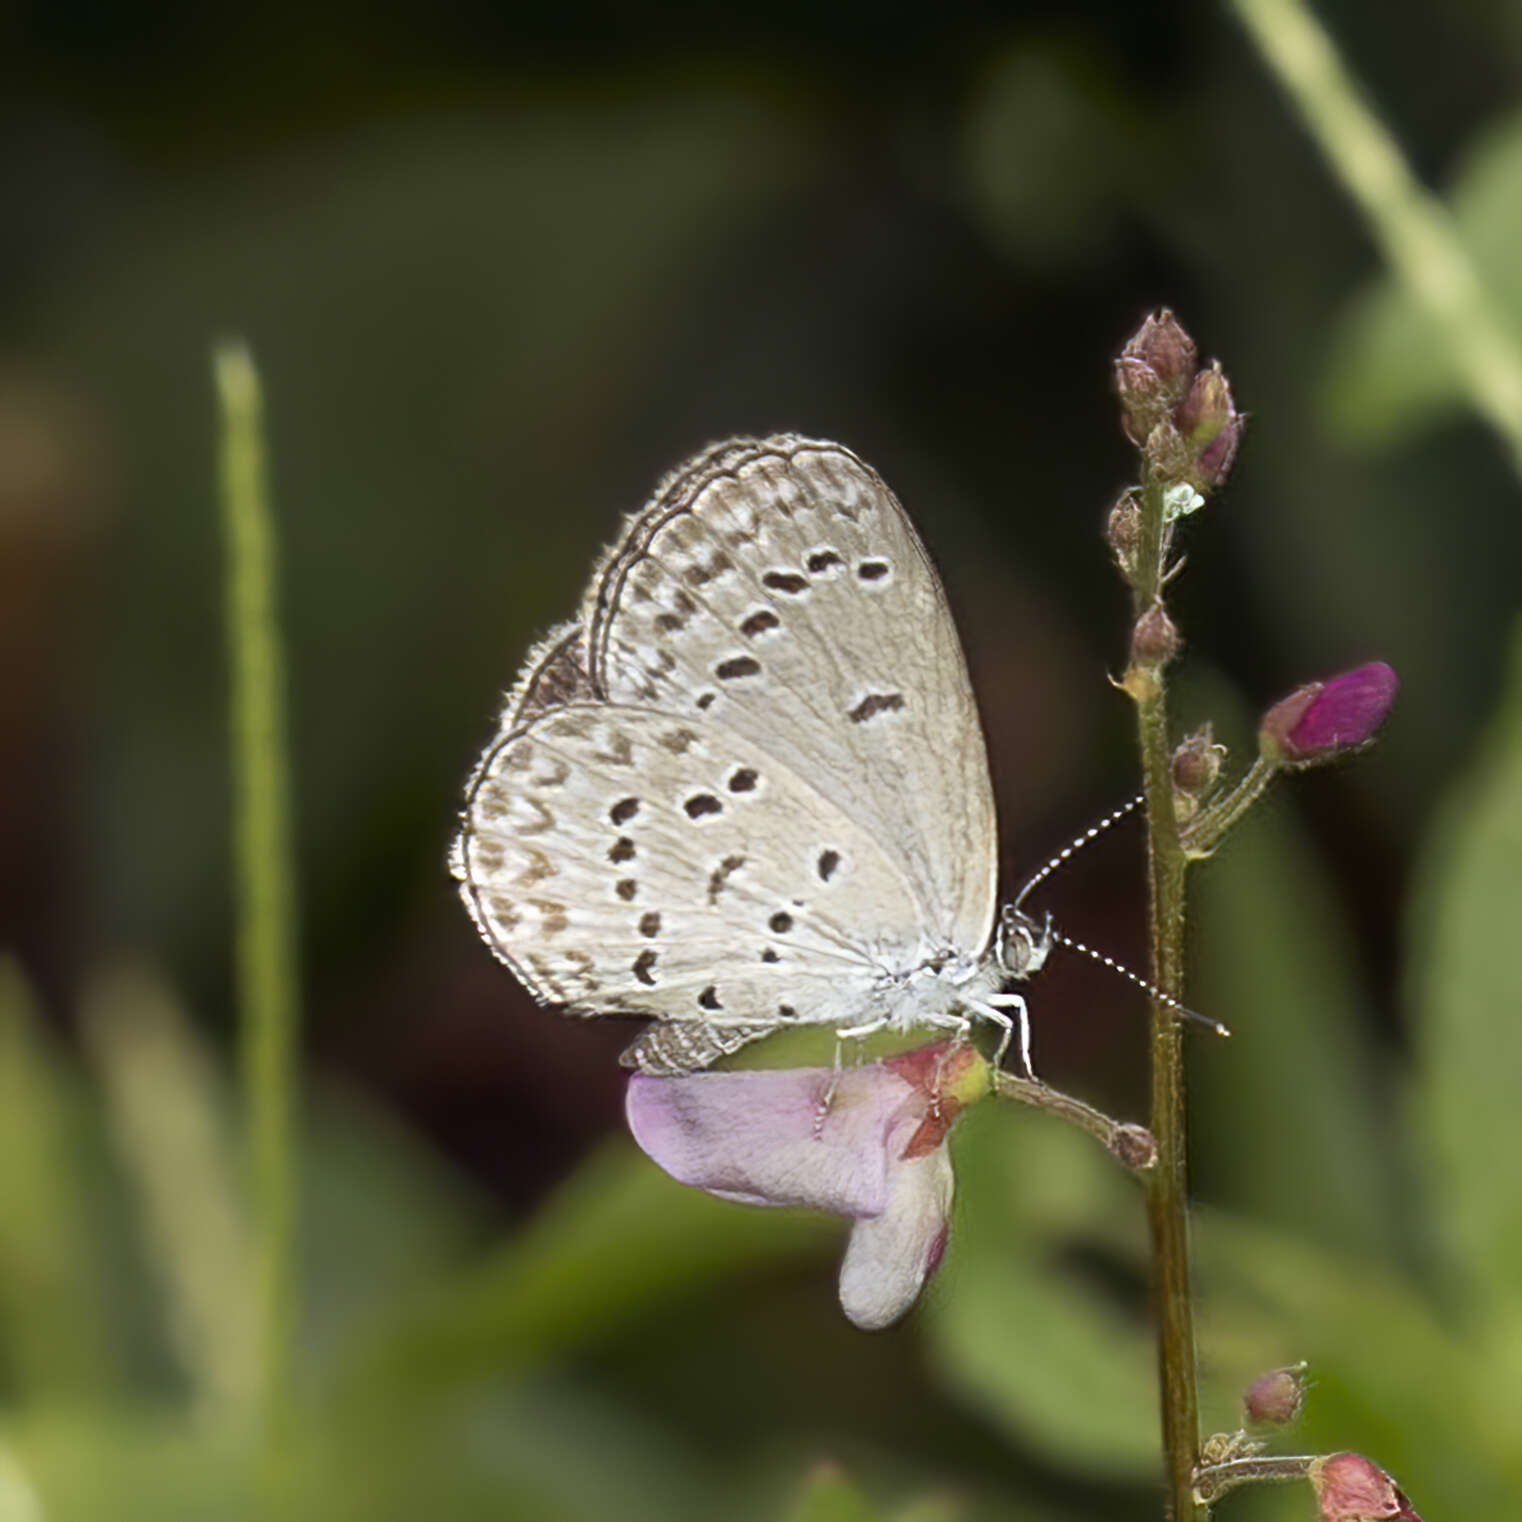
left=1013, top=793, right=1145, bottom=910
left=1052, top=931, right=1231, bottom=1038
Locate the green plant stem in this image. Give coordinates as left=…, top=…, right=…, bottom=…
left=1180, top=755, right=1278, bottom=857
left=992, top=1071, right=1157, bottom=1172
left=216, top=342, right=299, bottom=1482
left=1230, top=0, right=1522, bottom=481
left=1192, top=1454, right=1316, bottom=1506
left=1130, top=476, right=1202, bottom=1521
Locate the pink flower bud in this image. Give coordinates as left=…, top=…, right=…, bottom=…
left=1131, top=603, right=1182, bottom=669
left=1171, top=725, right=1224, bottom=800
left=1116, top=311, right=1198, bottom=445
left=1122, top=311, right=1198, bottom=398
left=1242, top=1364, right=1307, bottom=1427
left=1309, top=1453, right=1421, bottom=1521
left=1259, top=663, right=1398, bottom=765
left=1175, top=364, right=1244, bottom=492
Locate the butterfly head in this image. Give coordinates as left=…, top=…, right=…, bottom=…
left=995, top=904, right=1054, bottom=982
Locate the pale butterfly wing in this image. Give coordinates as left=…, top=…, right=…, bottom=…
left=458, top=697, right=934, bottom=1019
left=453, top=435, right=1000, bottom=1072
left=585, top=436, right=997, bottom=949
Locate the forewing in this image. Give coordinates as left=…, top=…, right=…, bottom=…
left=584, top=436, right=997, bottom=952
left=455, top=701, right=924, bottom=1026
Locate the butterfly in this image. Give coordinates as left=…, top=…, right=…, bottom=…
left=450, top=436, right=1053, bottom=1076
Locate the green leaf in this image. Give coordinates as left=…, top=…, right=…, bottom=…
left=925, top=1104, right=1158, bottom=1479
left=1195, top=1209, right=1522, bottom=1516
left=80, top=962, right=258, bottom=1412
left=783, top=1464, right=878, bottom=1522
left=1190, top=768, right=1401, bottom=1262
left=1323, top=110, right=1522, bottom=444
left=336, top=1140, right=835, bottom=1400
left=1410, top=620, right=1522, bottom=1306
left=0, top=958, right=121, bottom=1401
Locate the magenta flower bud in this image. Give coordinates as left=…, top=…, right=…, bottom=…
left=1309, top=1453, right=1422, bottom=1521
left=1242, top=1364, right=1307, bottom=1427
left=1259, top=663, right=1398, bottom=766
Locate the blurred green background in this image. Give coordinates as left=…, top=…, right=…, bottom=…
left=2, top=2, right=1521, bottom=1517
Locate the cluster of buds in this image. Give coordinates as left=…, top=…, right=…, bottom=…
left=1115, top=310, right=1244, bottom=495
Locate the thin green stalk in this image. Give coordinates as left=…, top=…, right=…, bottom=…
left=1131, top=478, right=1202, bottom=1521
left=216, top=342, right=299, bottom=1477
left=1193, top=1454, right=1317, bottom=1506
left=1230, top=0, right=1522, bottom=481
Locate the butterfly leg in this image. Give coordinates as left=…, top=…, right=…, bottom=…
left=814, top=1018, right=891, bottom=1136
left=964, top=993, right=1033, bottom=1078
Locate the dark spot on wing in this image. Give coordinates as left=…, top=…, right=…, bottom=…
left=616, top=878, right=637, bottom=901
left=610, top=797, right=640, bottom=825
left=638, top=911, right=661, bottom=937
left=769, top=911, right=793, bottom=934
left=698, top=985, right=722, bottom=1010
left=807, top=549, right=844, bottom=574
left=633, top=949, right=658, bottom=985
left=849, top=692, right=905, bottom=723
left=817, top=850, right=841, bottom=881
left=762, top=570, right=808, bottom=594
left=740, top=609, right=780, bottom=637
left=715, top=656, right=761, bottom=680
left=728, top=767, right=758, bottom=792
left=858, top=559, right=890, bottom=581
left=707, top=853, right=745, bottom=904
left=608, top=836, right=635, bottom=863
left=684, top=793, right=722, bottom=820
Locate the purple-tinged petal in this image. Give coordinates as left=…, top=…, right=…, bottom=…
left=838, top=1135, right=954, bottom=1330
left=626, top=1065, right=919, bottom=1218
left=1260, top=663, right=1399, bottom=764
left=1310, top=1453, right=1420, bottom=1521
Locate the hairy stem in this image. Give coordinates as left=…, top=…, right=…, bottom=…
left=1131, top=475, right=1202, bottom=1520
left=1181, top=755, right=1278, bottom=857
left=993, top=1071, right=1157, bottom=1172
left=1193, top=1454, right=1317, bottom=1506
left=1231, top=0, right=1522, bottom=482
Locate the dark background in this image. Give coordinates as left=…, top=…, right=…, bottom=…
left=1, top=3, right=1518, bottom=1518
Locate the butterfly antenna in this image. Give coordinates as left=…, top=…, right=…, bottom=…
left=1013, top=793, right=1145, bottom=911
left=1051, top=931, right=1231, bottom=1038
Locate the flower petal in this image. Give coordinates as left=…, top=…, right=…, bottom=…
left=837, top=1135, right=954, bottom=1330
left=626, top=1065, right=919, bottom=1218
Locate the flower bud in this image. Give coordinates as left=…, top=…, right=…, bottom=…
left=1130, top=603, right=1181, bottom=669
left=1177, top=363, right=1244, bottom=492
left=1116, top=311, right=1198, bottom=445
left=1259, top=663, right=1399, bottom=766
left=1309, top=1453, right=1421, bottom=1521
left=1242, top=1364, right=1307, bottom=1428
left=1144, top=419, right=1191, bottom=482
left=1106, top=491, right=1142, bottom=576
left=1171, top=725, right=1224, bottom=819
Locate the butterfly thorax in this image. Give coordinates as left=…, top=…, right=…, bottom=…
left=873, top=943, right=1003, bottom=1034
